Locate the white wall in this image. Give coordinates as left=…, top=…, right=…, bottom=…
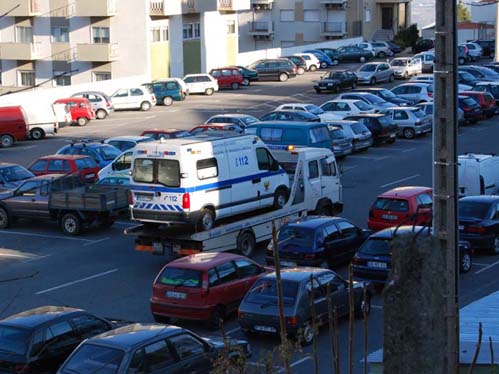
left=201, top=11, right=227, bottom=73
left=168, top=15, right=184, bottom=78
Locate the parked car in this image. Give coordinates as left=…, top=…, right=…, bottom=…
left=104, top=135, right=154, bottom=152
left=351, top=87, right=412, bottom=106
left=412, top=52, right=435, bottom=73
left=111, top=86, right=156, bottom=111
left=460, top=91, right=497, bottom=118
left=459, top=195, right=499, bottom=254
left=337, top=45, right=374, bottom=63
left=57, top=141, right=122, bottom=168
left=356, top=62, right=394, bottom=85
left=0, top=105, right=28, bottom=148
left=235, top=65, right=259, bottom=86
left=472, top=82, right=499, bottom=110
left=458, top=95, right=482, bottom=124
left=328, top=120, right=373, bottom=152
left=370, top=41, right=394, bottom=58
left=98, top=149, right=133, bottom=180
left=209, top=67, right=244, bottom=90
left=71, top=91, right=114, bottom=119
left=344, top=114, right=398, bottom=144
left=248, top=58, right=297, bottom=82
left=412, top=38, right=434, bottom=54
left=482, top=63, right=499, bottom=74
left=0, top=306, right=116, bottom=374
left=281, top=55, right=307, bottom=75
left=458, top=44, right=471, bottom=65
left=409, top=73, right=433, bottom=84
left=390, top=57, right=422, bottom=79
left=380, top=107, right=432, bottom=139
left=320, top=99, right=375, bottom=119
left=238, top=267, right=371, bottom=345
left=470, top=39, right=495, bottom=58
left=260, top=110, right=321, bottom=122
left=316, top=47, right=340, bottom=65
left=385, top=40, right=403, bottom=54
left=274, top=103, right=341, bottom=122
left=57, top=323, right=251, bottom=374
left=336, top=92, right=394, bottom=111
left=303, top=49, right=333, bottom=68
left=391, top=83, right=433, bottom=103
left=314, top=70, right=358, bottom=93
left=458, top=70, right=480, bottom=87
left=460, top=65, right=499, bottom=82
left=352, top=226, right=473, bottom=286
left=0, top=163, right=34, bottom=189
left=53, top=97, right=95, bottom=126
left=183, top=73, right=219, bottom=95
left=356, top=42, right=375, bottom=57
left=206, top=114, right=259, bottom=128
left=464, top=42, right=483, bottom=61
left=328, top=126, right=354, bottom=158
left=190, top=123, right=244, bottom=134
left=28, top=154, right=100, bottom=182
left=97, top=174, right=130, bottom=186
left=293, top=53, right=320, bottom=72
left=151, top=252, right=270, bottom=327
left=140, top=129, right=191, bottom=140
left=142, top=79, right=187, bottom=106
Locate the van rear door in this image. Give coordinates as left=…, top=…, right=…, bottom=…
left=458, top=159, right=480, bottom=196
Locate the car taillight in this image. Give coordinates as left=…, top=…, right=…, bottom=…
left=201, top=272, right=209, bottom=297
left=466, top=226, right=487, bottom=234
left=428, top=92, right=433, bottom=97
left=152, top=95, right=156, bottom=101
left=463, top=106, right=472, bottom=112
left=287, top=316, right=298, bottom=326
left=129, top=191, right=134, bottom=205
left=304, top=254, right=316, bottom=260
left=182, top=193, right=190, bottom=209
left=333, top=142, right=338, bottom=147
left=105, top=99, right=111, bottom=108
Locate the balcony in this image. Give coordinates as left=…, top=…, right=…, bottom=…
left=375, top=0, right=410, bottom=3
left=248, top=21, right=274, bottom=38
left=217, top=0, right=250, bottom=11
left=149, top=0, right=182, bottom=16
left=1, top=0, right=41, bottom=17
left=321, top=22, right=347, bottom=38
left=251, top=0, right=273, bottom=10
left=74, top=0, right=116, bottom=17
left=76, top=43, right=118, bottom=62
left=320, top=0, right=346, bottom=9
left=0, top=42, right=42, bottom=60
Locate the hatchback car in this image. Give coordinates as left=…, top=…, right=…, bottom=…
left=104, top=135, right=154, bottom=152
left=150, top=252, right=270, bottom=328
left=328, top=120, right=373, bottom=152
left=183, top=74, right=219, bottom=95
left=28, top=154, right=100, bottom=182
left=391, top=83, right=433, bottom=103
left=337, top=45, right=374, bottom=63
left=368, top=186, right=433, bottom=231
left=458, top=95, right=482, bottom=124
left=71, top=91, right=114, bottom=119
left=370, top=41, right=394, bottom=58
left=234, top=65, right=259, bottom=86
left=344, top=114, right=398, bottom=144
left=247, top=58, right=297, bottom=82
left=458, top=70, right=480, bottom=87
left=238, top=268, right=371, bottom=345
left=190, top=123, right=244, bottom=134
left=472, top=82, right=499, bottom=109
left=351, top=87, right=412, bottom=106
left=281, top=55, right=307, bottom=75
left=356, top=62, right=394, bottom=85
left=205, top=114, right=259, bottom=128
left=142, top=79, right=187, bottom=106
left=57, top=323, right=251, bottom=374
left=274, top=103, right=341, bottom=122
left=0, top=306, right=115, bottom=374
left=0, top=163, right=34, bottom=189
left=464, top=42, right=483, bottom=61
left=260, top=110, right=320, bottom=122
left=140, top=129, right=191, bottom=140
left=53, top=97, right=95, bottom=127
left=111, top=86, right=156, bottom=111
left=412, top=52, right=435, bottom=73
left=412, top=38, right=434, bottom=54
left=460, top=65, right=499, bottom=82
left=336, top=92, right=394, bottom=111
left=314, top=70, right=358, bottom=93
left=57, top=142, right=122, bottom=168
left=320, top=99, right=375, bottom=119
left=390, top=57, right=422, bottom=79
left=303, top=49, right=334, bottom=68
left=328, top=126, right=353, bottom=158
left=460, top=91, right=497, bottom=118
left=293, top=53, right=320, bottom=71
left=209, top=67, right=244, bottom=90
left=380, top=106, right=432, bottom=139
left=315, top=47, right=340, bottom=65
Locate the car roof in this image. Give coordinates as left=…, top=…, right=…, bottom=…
left=264, top=267, right=331, bottom=282
left=72, top=91, right=108, bottom=96
left=65, top=142, right=112, bottom=148
left=267, top=110, right=318, bottom=117
left=277, top=103, right=315, bottom=108
left=384, top=106, right=419, bottom=111
left=0, top=162, right=18, bottom=168
left=105, top=136, right=151, bottom=142
left=394, top=83, right=430, bottom=87
left=352, top=87, right=386, bottom=92
left=251, top=121, right=326, bottom=128
left=346, top=113, right=386, bottom=118
left=1, top=306, right=83, bottom=329
left=284, top=215, right=349, bottom=230
left=326, top=69, right=350, bottom=73
left=210, top=114, right=254, bottom=118
left=327, top=120, right=361, bottom=125
left=166, top=252, right=247, bottom=270
left=370, top=225, right=431, bottom=239
left=328, top=99, right=364, bottom=104
left=55, top=97, right=88, bottom=102
left=37, top=154, right=90, bottom=160
left=460, top=195, right=499, bottom=203
left=379, top=186, right=432, bottom=198
left=142, top=129, right=182, bottom=133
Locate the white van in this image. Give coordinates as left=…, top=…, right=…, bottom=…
left=458, top=154, right=499, bottom=196
left=0, top=102, right=58, bottom=140
left=130, top=134, right=291, bottom=230
left=53, top=103, right=72, bottom=128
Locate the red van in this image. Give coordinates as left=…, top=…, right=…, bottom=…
left=0, top=106, right=29, bottom=148
left=54, top=97, right=95, bottom=126
left=209, top=67, right=245, bottom=90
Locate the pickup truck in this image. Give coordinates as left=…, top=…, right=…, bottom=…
left=314, top=70, right=358, bottom=93
left=0, top=174, right=129, bottom=235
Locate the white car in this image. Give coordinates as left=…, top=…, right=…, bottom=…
left=182, top=74, right=219, bottom=96
left=111, top=87, right=156, bottom=111
left=412, top=52, right=434, bottom=73
left=390, top=57, right=422, bottom=79
left=320, top=99, right=376, bottom=119
left=356, top=42, right=376, bottom=57
left=293, top=53, right=320, bottom=71
left=464, top=42, right=483, bottom=61
left=103, top=136, right=154, bottom=152
left=275, top=103, right=342, bottom=121
left=409, top=74, right=433, bottom=83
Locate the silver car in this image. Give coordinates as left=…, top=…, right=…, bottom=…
left=380, top=106, right=432, bottom=139
left=371, top=41, right=394, bottom=58
left=71, top=91, right=114, bottom=119
left=390, top=83, right=433, bottom=103
left=390, top=57, right=422, bottom=79
left=416, top=102, right=465, bottom=126
left=356, top=62, right=395, bottom=85
left=328, top=120, right=373, bottom=152
left=328, top=125, right=353, bottom=157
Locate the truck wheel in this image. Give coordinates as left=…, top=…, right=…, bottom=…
left=30, top=128, right=44, bottom=140
left=237, top=231, right=256, bottom=257
left=77, top=117, right=88, bottom=127
left=61, top=213, right=81, bottom=236
left=0, top=207, right=10, bottom=229
left=163, top=96, right=173, bottom=106
left=96, top=109, right=108, bottom=119
left=197, top=208, right=215, bottom=231
left=273, top=187, right=288, bottom=209
left=0, top=135, right=14, bottom=148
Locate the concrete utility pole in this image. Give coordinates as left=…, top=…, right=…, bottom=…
left=433, top=0, right=459, bottom=372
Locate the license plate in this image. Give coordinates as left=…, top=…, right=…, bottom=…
left=368, top=261, right=387, bottom=269
left=136, top=194, right=153, bottom=202
left=85, top=173, right=95, bottom=179
left=280, top=261, right=296, bottom=267
left=166, top=291, right=186, bottom=300
left=254, top=325, right=277, bottom=333
left=381, top=214, right=398, bottom=220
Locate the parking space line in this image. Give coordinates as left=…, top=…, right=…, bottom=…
left=0, top=230, right=95, bottom=243
left=472, top=262, right=489, bottom=267
left=35, top=269, right=119, bottom=295
left=347, top=155, right=389, bottom=161
left=474, top=261, right=499, bottom=275
left=289, top=357, right=312, bottom=369
left=83, top=237, right=110, bottom=247
left=402, top=147, right=418, bottom=153
left=22, top=254, right=52, bottom=263
left=380, top=174, right=421, bottom=188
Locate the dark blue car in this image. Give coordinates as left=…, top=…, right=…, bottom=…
left=57, top=142, right=121, bottom=168
left=260, top=110, right=320, bottom=122
left=303, top=49, right=333, bottom=69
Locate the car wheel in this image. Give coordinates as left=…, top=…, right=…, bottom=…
left=242, top=78, right=250, bottom=86
left=231, top=82, right=240, bottom=90
left=378, top=51, right=386, bottom=58
left=208, top=306, right=225, bottom=331
left=0, top=135, right=14, bottom=148
left=389, top=74, right=394, bottom=82
left=458, top=57, right=465, bottom=65
left=205, top=88, right=214, bottom=96
left=320, top=61, right=328, bottom=69
left=197, top=208, right=215, bottom=231
left=315, top=202, right=333, bottom=216
left=386, top=138, right=396, bottom=144
left=237, top=231, right=256, bottom=257
left=140, top=101, right=152, bottom=111
left=370, top=77, right=376, bottom=85
left=309, top=65, right=317, bottom=72
left=279, top=73, right=288, bottom=82
left=0, top=207, right=10, bottom=229
left=61, top=213, right=81, bottom=236
left=273, top=187, right=288, bottom=209
left=403, top=128, right=416, bottom=139
left=77, top=117, right=88, bottom=127
left=30, top=128, right=44, bottom=140
left=300, top=323, right=314, bottom=346
left=297, top=67, right=305, bottom=75
left=355, top=293, right=371, bottom=318
left=360, top=56, right=366, bottom=63
left=96, top=109, right=107, bottom=119
left=460, top=252, right=472, bottom=273
left=491, top=237, right=499, bottom=255
left=163, top=96, right=173, bottom=106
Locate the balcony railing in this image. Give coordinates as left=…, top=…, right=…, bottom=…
left=2, top=0, right=41, bottom=16
left=76, top=43, right=118, bottom=62
left=320, top=0, right=346, bottom=8
left=74, top=0, right=116, bottom=17
left=149, top=0, right=183, bottom=16
left=321, top=22, right=347, bottom=36
left=0, top=42, right=41, bottom=60
left=248, top=21, right=274, bottom=35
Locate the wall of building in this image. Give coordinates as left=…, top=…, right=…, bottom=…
left=168, top=15, right=184, bottom=78
left=471, top=2, right=496, bottom=25
left=149, top=18, right=170, bottom=80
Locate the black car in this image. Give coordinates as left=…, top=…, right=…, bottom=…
left=459, top=195, right=499, bottom=254
left=238, top=268, right=371, bottom=345
left=482, top=63, right=499, bottom=74
left=235, top=65, right=259, bottom=86
left=385, top=40, right=402, bottom=54
left=0, top=306, right=116, bottom=374
left=260, top=110, right=320, bottom=122
left=247, top=58, right=297, bottom=82
left=351, top=87, right=412, bottom=106
left=314, top=70, right=358, bottom=93
left=458, top=95, right=482, bottom=124
left=316, top=48, right=340, bottom=65
left=57, top=323, right=251, bottom=374
left=460, top=65, right=499, bottom=82
left=412, top=38, right=434, bottom=54
left=337, top=45, right=373, bottom=63
left=266, top=216, right=369, bottom=269
left=458, top=70, right=480, bottom=87
left=344, top=114, right=398, bottom=144
left=470, top=39, right=495, bottom=58
left=281, top=55, right=307, bottom=75
left=352, top=226, right=473, bottom=286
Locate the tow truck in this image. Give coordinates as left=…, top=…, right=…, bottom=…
left=124, top=147, right=343, bottom=259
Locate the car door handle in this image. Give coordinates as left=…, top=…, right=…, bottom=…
left=252, top=178, right=261, bottom=184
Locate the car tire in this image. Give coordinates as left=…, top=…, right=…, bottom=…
left=242, top=78, right=250, bottom=86
left=231, top=82, right=240, bottom=90
left=360, top=56, right=366, bottom=63
left=0, top=207, right=10, bottom=229
left=460, top=252, right=472, bottom=273
left=403, top=128, right=416, bottom=139
left=386, top=138, right=396, bottom=144
left=30, top=128, right=44, bottom=140
left=378, top=51, right=386, bottom=58
left=237, top=231, right=256, bottom=257
left=352, top=81, right=357, bottom=89
left=300, top=323, right=314, bottom=346
left=197, top=208, right=215, bottom=231
left=389, top=74, right=394, bottom=83
left=140, top=101, right=152, bottom=111
left=370, top=77, right=376, bottom=85
left=96, top=109, right=108, bottom=119
left=355, top=293, right=371, bottom=318
left=0, top=135, right=14, bottom=148
left=404, top=72, right=409, bottom=80
left=320, top=61, right=328, bottom=69
left=77, top=117, right=88, bottom=127
left=458, top=57, right=465, bottom=65
left=208, top=305, right=225, bottom=331
left=297, top=67, right=305, bottom=75
left=309, top=65, right=317, bottom=72
left=205, top=88, right=214, bottom=96
left=273, top=187, right=289, bottom=209
left=279, top=73, right=289, bottom=82
left=163, top=96, right=173, bottom=106
left=491, top=237, right=499, bottom=255
left=315, top=201, right=333, bottom=216
left=61, top=213, right=81, bottom=236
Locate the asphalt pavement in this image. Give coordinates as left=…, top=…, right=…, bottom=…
left=1, top=60, right=499, bottom=373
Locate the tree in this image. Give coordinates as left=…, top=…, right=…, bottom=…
left=457, top=0, right=471, bottom=22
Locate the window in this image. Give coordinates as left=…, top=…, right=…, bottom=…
left=417, top=193, right=432, bottom=207
left=169, top=334, right=205, bottom=360
left=208, top=268, right=219, bottom=287
left=309, top=160, right=319, bottom=179
left=324, top=224, right=340, bottom=242
left=54, top=73, right=71, bottom=87
left=320, top=158, right=336, bottom=176
left=235, top=259, right=261, bottom=277
left=280, top=10, right=295, bottom=22
left=64, top=344, right=124, bottom=374
left=197, top=158, right=218, bottom=180
left=151, top=28, right=161, bottom=42
left=30, top=160, right=47, bottom=173
left=92, top=27, right=110, bottom=43
left=51, top=27, right=69, bottom=43
left=47, top=159, right=65, bottom=172
left=158, top=267, right=201, bottom=288
left=226, top=20, right=236, bottom=34
left=71, top=315, right=110, bottom=339
left=304, top=10, right=320, bottom=22
left=129, top=340, right=174, bottom=372
left=30, top=329, right=45, bottom=356
left=93, top=72, right=111, bottom=82
left=16, top=26, right=33, bottom=43
left=19, top=71, right=35, bottom=87
left=215, top=262, right=239, bottom=284
left=183, top=23, right=200, bottom=40
left=337, top=220, right=357, bottom=237
left=256, top=148, right=273, bottom=170
left=393, top=111, right=409, bottom=120
left=374, top=198, right=409, bottom=212
left=260, top=128, right=283, bottom=142
left=133, top=159, right=154, bottom=183
left=151, top=26, right=169, bottom=42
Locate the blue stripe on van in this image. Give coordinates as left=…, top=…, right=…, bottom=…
left=129, top=170, right=286, bottom=194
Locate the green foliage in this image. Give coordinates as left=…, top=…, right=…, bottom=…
left=458, top=0, right=471, bottom=22
left=393, top=24, right=420, bottom=49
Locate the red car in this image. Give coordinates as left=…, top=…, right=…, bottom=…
left=54, top=97, right=95, bottom=126
left=368, top=186, right=433, bottom=231
left=150, top=252, right=270, bottom=328
left=0, top=105, right=28, bottom=148
left=28, top=155, right=100, bottom=182
left=140, top=129, right=191, bottom=140
left=190, top=123, right=244, bottom=134
left=460, top=91, right=497, bottom=118
left=209, top=67, right=245, bottom=90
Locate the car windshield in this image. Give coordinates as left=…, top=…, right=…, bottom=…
left=460, top=71, right=475, bottom=80
left=0, top=166, right=33, bottom=183
left=364, top=94, right=384, bottom=104
left=0, top=325, right=30, bottom=355
left=60, top=343, right=124, bottom=374
left=354, top=101, right=371, bottom=111
left=305, top=105, right=324, bottom=115
left=391, top=60, right=407, bottom=67
left=331, top=128, right=347, bottom=139
left=374, top=197, right=409, bottom=212
left=95, top=146, right=121, bottom=161
left=278, top=226, right=316, bottom=247
left=412, top=109, right=426, bottom=118
left=242, top=117, right=258, bottom=125
left=246, top=279, right=298, bottom=305
left=351, top=122, right=368, bottom=134
left=358, top=238, right=391, bottom=255
left=459, top=201, right=491, bottom=219
left=359, top=64, right=377, bottom=72
left=378, top=89, right=396, bottom=99
left=157, top=267, right=202, bottom=288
